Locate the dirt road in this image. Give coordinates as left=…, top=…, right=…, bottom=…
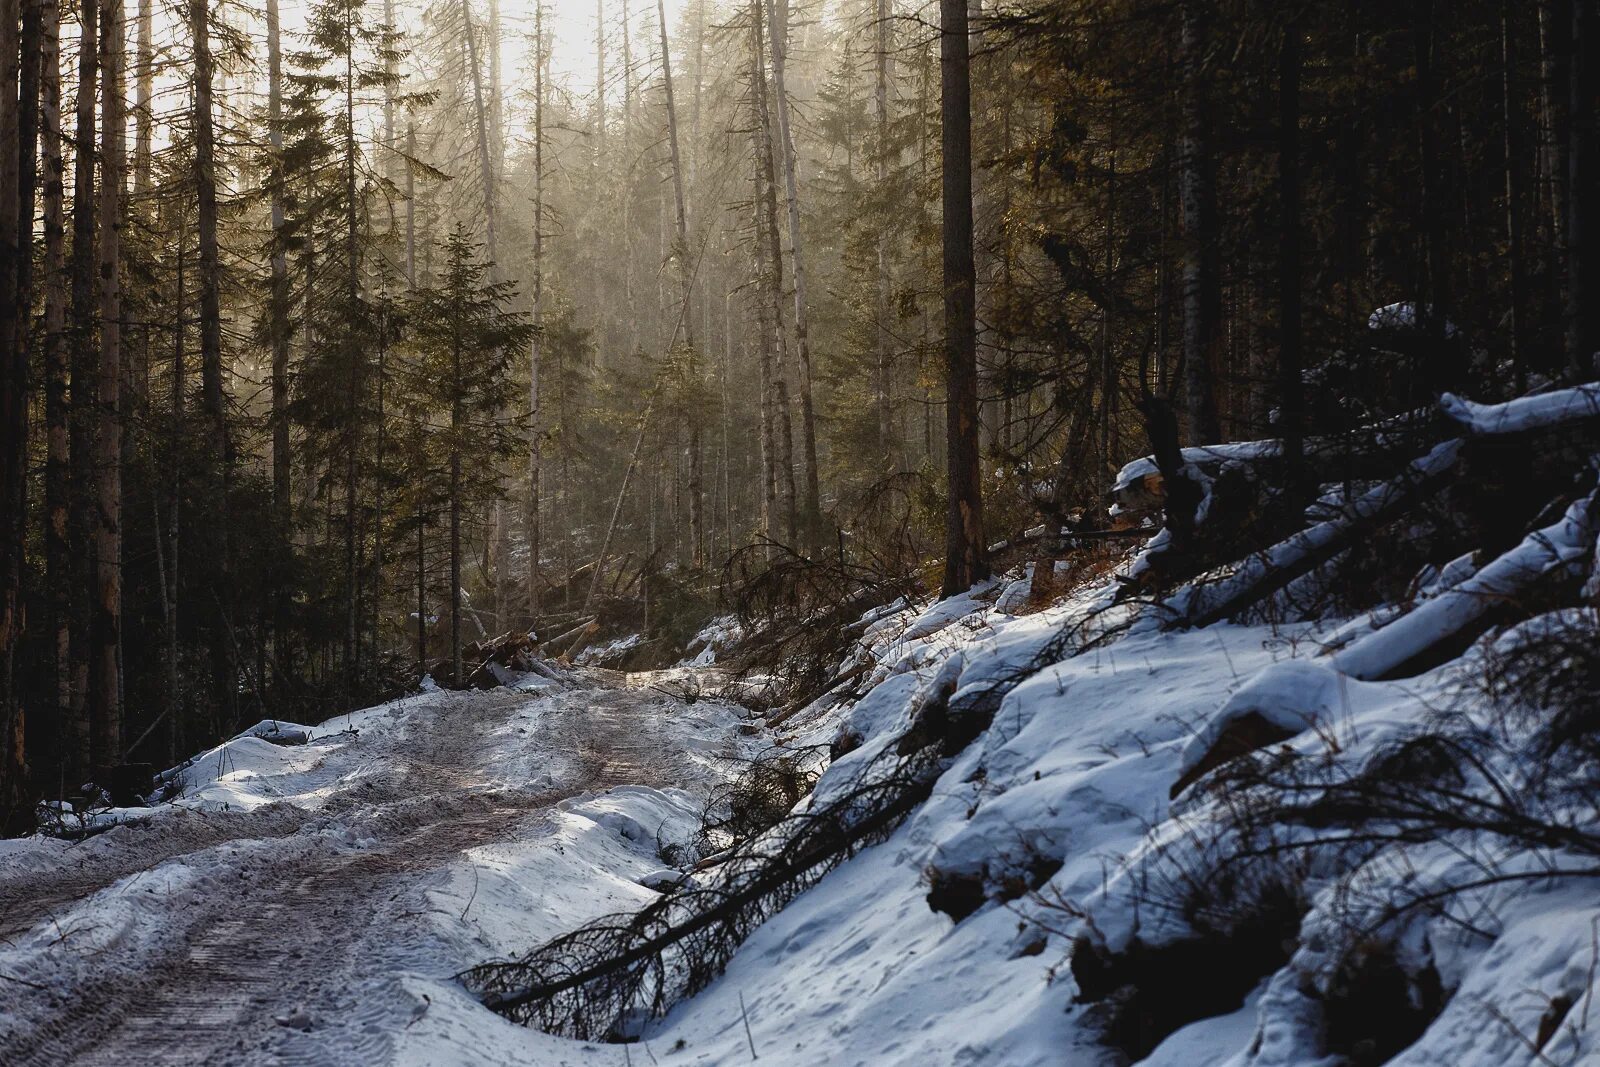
left=0, top=673, right=749, bottom=1067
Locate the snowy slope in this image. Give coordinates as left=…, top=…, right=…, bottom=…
left=603, top=573, right=1599, bottom=1066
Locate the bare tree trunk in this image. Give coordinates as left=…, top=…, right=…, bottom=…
left=450, top=327, right=464, bottom=684
left=1178, top=0, right=1221, bottom=445
left=875, top=0, right=895, bottom=470
left=1278, top=18, right=1303, bottom=471
left=595, top=0, right=606, bottom=155
left=91, top=0, right=126, bottom=766
left=42, top=0, right=70, bottom=786
left=461, top=0, right=498, bottom=269
left=267, top=0, right=291, bottom=675
left=132, top=0, right=151, bottom=195
left=66, top=0, right=97, bottom=778
left=938, top=0, right=986, bottom=598
left=7, top=0, right=45, bottom=799
left=406, top=120, right=417, bottom=286
left=1539, top=0, right=1570, bottom=251
left=1569, top=0, right=1600, bottom=375
left=166, top=210, right=185, bottom=761
left=0, top=0, right=26, bottom=805
left=656, top=0, right=704, bottom=567
left=766, top=0, right=821, bottom=547
left=528, top=0, right=545, bottom=621
left=193, top=0, right=235, bottom=730
left=1502, top=0, right=1529, bottom=383
left=750, top=0, right=796, bottom=544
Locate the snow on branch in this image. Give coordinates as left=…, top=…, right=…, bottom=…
left=1332, top=487, right=1600, bottom=681
left=1439, top=382, right=1600, bottom=436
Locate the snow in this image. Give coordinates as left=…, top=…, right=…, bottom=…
left=1333, top=489, right=1596, bottom=679
left=1113, top=439, right=1281, bottom=494
left=6, top=549, right=1599, bottom=1065
left=1368, top=301, right=1459, bottom=337
left=1440, top=381, right=1600, bottom=435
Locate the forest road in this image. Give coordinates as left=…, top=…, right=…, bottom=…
left=0, top=671, right=744, bottom=1067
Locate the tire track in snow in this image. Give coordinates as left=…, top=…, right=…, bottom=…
left=0, top=673, right=750, bottom=1067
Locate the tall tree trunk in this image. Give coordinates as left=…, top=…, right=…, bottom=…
left=0, top=0, right=26, bottom=806
left=132, top=0, right=150, bottom=195
left=341, top=7, right=361, bottom=693
left=657, top=0, right=704, bottom=567
left=1503, top=0, right=1529, bottom=382
left=1178, top=0, right=1221, bottom=445
left=193, top=0, right=234, bottom=730
left=528, top=0, right=545, bottom=621
left=267, top=0, right=291, bottom=673
left=42, top=0, right=70, bottom=785
left=91, top=0, right=126, bottom=767
left=594, top=0, right=606, bottom=156
left=750, top=0, right=796, bottom=543
left=450, top=332, right=464, bottom=685
left=1278, top=18, right=1303, bottom=471
left=1414, top=1, right=1449, bottom=339
left=1569, top=0, right=1600, bottom=374
left=939, top=0, right=986, bottom=597
left=66, top=0, right=97, bottom=778
left=766, top=0, right=820, bottom=548
left=461, top=0, right=497, bottom=269
left=1539, top=0, right=1570, bottom=252
left=166, top=209, right=185, bottom=761
left=875, top=0, right=895, bottom=470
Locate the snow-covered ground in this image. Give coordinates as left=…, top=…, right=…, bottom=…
left=5, top=571, right=1597, bottom=1067
left=603, top=576, right=1596, bottom=1067
left=0, top=674, right=762, bottom=1067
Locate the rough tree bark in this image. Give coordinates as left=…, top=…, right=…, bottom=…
left=1178, top=0, right=1221, bottom=446
left=268, top=0, right=291, bottom=673
left=1278, top=17, right=1303, bottom=471
left=42, top=0, right=71, bottom=782
left=91, top=0, right=126, bottom=766
left=1568, top=0, right=1599, bottom=375
left=750, top=0, right=797, bottom=544
left=0, top=0, right=27, bottom=805
left=766, top=0, right=821, bottom=548
left=66, top=0, right=97, bottom=776
left=939, top=0, right=987, bottom=598
left=529, top=0, right=545, bottom=620
left=193, top=0, right=235, bottom=730
left=657, top=0, right=705, bottom=567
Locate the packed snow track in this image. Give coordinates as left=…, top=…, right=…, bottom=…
left=0, top=672, right=754, bottom=1067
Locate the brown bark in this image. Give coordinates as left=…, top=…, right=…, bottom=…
left=657, top=0, right=705, bottom=567
left=750, top=0, right=796, bottom=544
left=939, top=0, right=986, bottom=597
left=1178, top=0, right=1221, bottom=446
left=528, top=0, right=545, bottom=621
left=193, top=0, right=234, bottom=727
left=66, top=0, right=96, bottom=776
left=0, top=0, right=26, bottom=803
left=766, top=0, right=821, bottom=548
left=42, top=0, right=70, bottom=778
left=1568, top=0, right=1600, bottom=374
left=91, top=0, right=126, bottom=766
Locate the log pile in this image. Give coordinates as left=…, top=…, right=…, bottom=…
left=429, top=630, right=565, bottom=690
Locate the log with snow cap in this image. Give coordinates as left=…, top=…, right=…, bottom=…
left=1332, top=487, right=1600, bottom=681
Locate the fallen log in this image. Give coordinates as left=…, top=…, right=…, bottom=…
left=1332, top=487, right=1598, bottom=680
left=1172, top=439, right=1464, bottom=629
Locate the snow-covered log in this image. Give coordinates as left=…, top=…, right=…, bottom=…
left=1332, top=489, right=1599, bottom=680
left=1439, top=382, right=1600, bottom=436
left=1173, top=440, right=1463, bottom=629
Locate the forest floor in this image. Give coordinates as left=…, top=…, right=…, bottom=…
left=0, top=670, right=759, bottom=1067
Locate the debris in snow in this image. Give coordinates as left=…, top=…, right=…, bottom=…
left=273, top=1005, right=314, bottom=1031
left=1440, top=381, right=1600, bottom=435
left=1368, top=300, right=1459, bottom=337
